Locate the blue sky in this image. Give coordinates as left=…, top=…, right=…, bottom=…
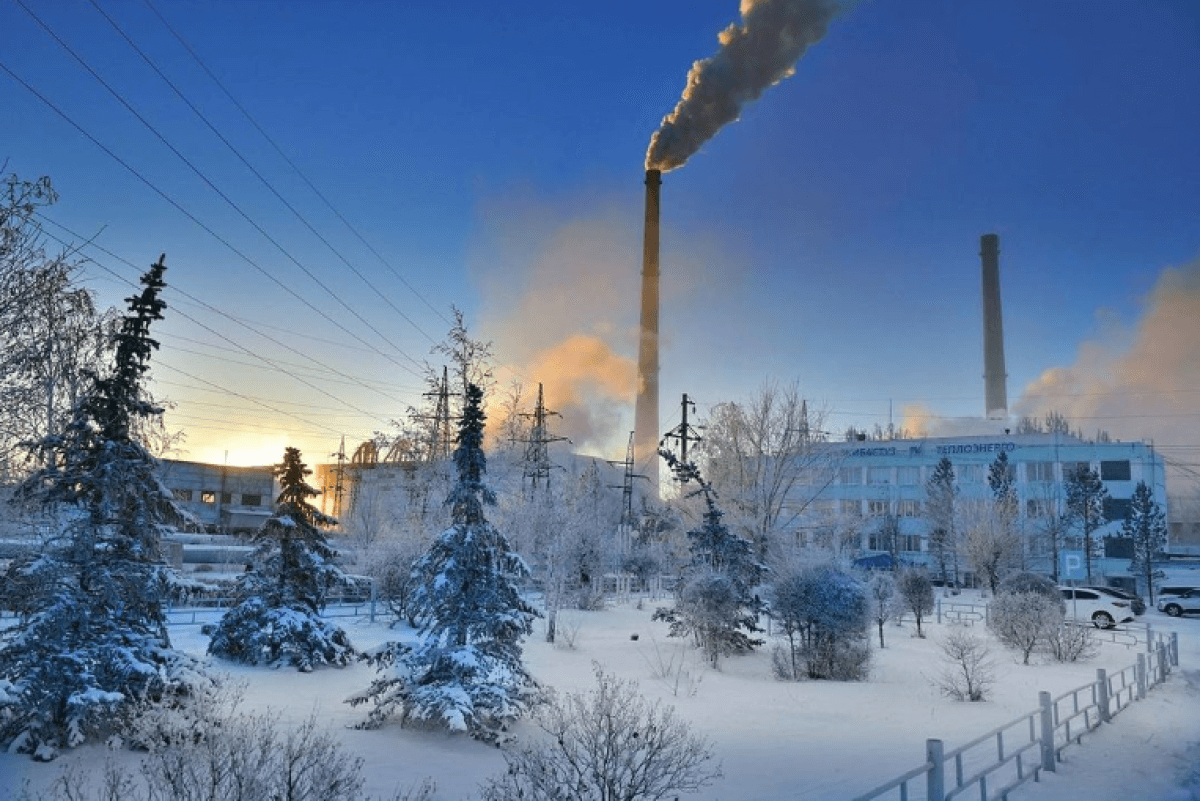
left=3, top=0, right=1198, bottom=476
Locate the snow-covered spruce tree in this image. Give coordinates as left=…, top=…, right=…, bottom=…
left=0, top=255, right=212, bottom=759
left=653, top=450, right=766, bottom=666
left=207, top=446, right=356, bottom=671
left=1123, top=480, right=1167, bottom=603
left=348, top=383, right=539, bottom=744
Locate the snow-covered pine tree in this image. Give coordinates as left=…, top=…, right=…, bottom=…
left=654, top=449, right=766, bottom=665
left=1123, top=480, right=1166, bottom=602
left=208, top=446, right=357, bottom=671
left=348, top=383, right=539, bottom=744
left=0, top=255, right=212, bottom=760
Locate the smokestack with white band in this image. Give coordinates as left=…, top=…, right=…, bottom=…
left=634, top=169, right=662, bottom=491
left=980, top=233, right=1008, bottom=420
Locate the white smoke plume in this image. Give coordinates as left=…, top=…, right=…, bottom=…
left=647, top=0, right=845, bottom=172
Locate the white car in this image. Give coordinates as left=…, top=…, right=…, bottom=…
left=1060, top=587, right=1136, bottom=629
left=1157, top=589, right=1200, bottom=617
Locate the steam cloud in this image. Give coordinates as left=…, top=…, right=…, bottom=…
left=646, top=0, right=844, bottom=172
left=903, top=260, right=1200, bottom=497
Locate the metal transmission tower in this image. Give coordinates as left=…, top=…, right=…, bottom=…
left=662, top=393, right=703, bottom=482
left=520, top=383, right=568, bottom=492
left=607, top=431, right=646, bottom=530
left=415, top=365, right=456, bottom=462
left=330, top=436, right=347, bottom=517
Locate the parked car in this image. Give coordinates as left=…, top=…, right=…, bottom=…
left=1157, top=589, right=1200, bottom=617
left=1059, top=587, right=1136, bottom=629
left=1083, top=585, right=1146, bottom=615
left=1158, top=585, right=1200, bottom=599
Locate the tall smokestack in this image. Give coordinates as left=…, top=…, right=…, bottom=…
left=635, top=169, right=662, bottom=491
left=980, top=233, right=1008, bottom=420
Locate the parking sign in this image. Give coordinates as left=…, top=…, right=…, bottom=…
left=1060, top=550, right=1085, bottom=581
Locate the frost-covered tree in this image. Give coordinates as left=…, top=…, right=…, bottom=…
left=768, top=563, right=869, bottom=680
left=961, top=504, right=1023, bottom=596
left=0, top=256, right=212, bottom=759
left=988, top=451, right=1018, bottom=531
left=1123, top=481, right=1167, bottom=602
left=480, top=665, right=720, bottom=801
left=653, top=450, right=766, bottom=666
left=867, top=572, right=897, bottom=648
left=207, top=447, right=357, bottom=671
left=925, top=457, right=958, bottom=587
left=988, top=591, right=1063, bottom=665
left=697, top=381, right=836, bottom=558
left=349, top=383, right=539, bottom=744
left=897, top=569, right=935, bottom=637
left=1065, top=465, right=1108, bottom=582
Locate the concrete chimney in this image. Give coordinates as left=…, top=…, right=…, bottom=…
left=980, top=233, right=1008, bottom=420
left=634, top=169, right=661, bottom=493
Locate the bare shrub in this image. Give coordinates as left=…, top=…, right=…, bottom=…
left=1043, top=622, right=1100, bottom=663
left=639, top=636, right=703, bottom=697
left=897, top=569, right=935, bottom=637
left=554, top=610, right=584, bottom=650
left=934, top=627, right=996, bottom=701
left=480, top=665, right=720, bottom=801
left=988, top=591, right=1063, bottom=665
left=30, top=690, right=433, bottom=801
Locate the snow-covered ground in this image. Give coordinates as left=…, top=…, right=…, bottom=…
left=3, top=590, right=1198, bottom=800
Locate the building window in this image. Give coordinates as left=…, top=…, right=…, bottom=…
left=867, top=467, right=891, bottom=485
left=897, top=466, right=921, bottom=486
left=221, top=492, right=232, bottom=505
left=1064, top=462, right=1091, bottom=480
left=840, top=499, right=862, bottom=517
left=1103, top=497, right=1132, bottom=522
left=1101, top=460, right=1131, bottom=481
left=867, top=499, right=890, bottom=516
left=897, top=499, right=921, bottom=517
left=956, top=464, right=984, bottom=483
left=242, top=493, right=262, bottom=507
left=1025, top=462, right=1055, bottom=483
left=839, top=467, right=861, bottom=485
left=201, top=491, right=216, bottom=504
left=173, top=488, right=192, bottom=502
left=900, top=533, right=922, bottom=552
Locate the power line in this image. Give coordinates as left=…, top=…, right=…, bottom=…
left=85, top=0, right=437, bottom=351
left=9, top=0, right=425, bottom=378
left=140, top=0, right=451, bottom=330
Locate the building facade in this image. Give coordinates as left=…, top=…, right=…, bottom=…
left=787, top=433, right=1168, bottom=583
left=158, top=459, right=276, bottom=533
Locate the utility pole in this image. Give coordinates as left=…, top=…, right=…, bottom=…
left=331, top=436, right=347, bottom=517
left=662, top=393, right=703, bottom=479
left=520, top=383, right=568, bottom=492
left=608, top=431, right=646, bottom=529
left=416, top=366, right=457, bottom=462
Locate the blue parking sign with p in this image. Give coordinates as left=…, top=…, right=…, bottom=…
left=1061, top=550, right=1085, bottom=580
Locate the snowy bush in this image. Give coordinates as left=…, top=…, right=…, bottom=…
left=997, top=571, right=1060, bottom=602
left=768, top=564, right=870, bottom=681
left=988, top=591, right=1064, bottom=664
left=934, top=627, right=996, bottom=701
left=479, top=665, right=721, bottom=801
left=897, top=569, right=935, bottom=637
left=208, top=447, right=358, bottom=671
left=23, top=698, right=436, bottom=801
left=1043, top=620, right=1099, bottom=663
left=369, top=539, right=426, bottom=628
left=655, top=571, right=763, bottom=667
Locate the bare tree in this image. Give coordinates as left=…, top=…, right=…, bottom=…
left=961, top=504, right=1023, bottom=595
left=480, top=665, right=721, bottom=801
left=698, top=380, right=837, bottom=558
left=934, top=628, right=995, bottom=702
left=988, top=591, right=1062, bottom=665
left=897, top=569, right=934, bottom=638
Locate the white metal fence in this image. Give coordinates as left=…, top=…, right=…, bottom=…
left=850, top=631, right=1180, bottom=801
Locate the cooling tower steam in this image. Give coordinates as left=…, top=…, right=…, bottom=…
left=646, top=0, right=844, bottom=172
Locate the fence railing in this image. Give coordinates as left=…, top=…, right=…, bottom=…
left=851, top=631, right=1180, bottom=801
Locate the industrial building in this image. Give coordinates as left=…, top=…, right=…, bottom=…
left=786, top=432, right=1168, bottom=584
left=158, top=459, right=276, bottom=533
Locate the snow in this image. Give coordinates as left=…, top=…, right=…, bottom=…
left=2, top=590, right=1197, bottom=800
